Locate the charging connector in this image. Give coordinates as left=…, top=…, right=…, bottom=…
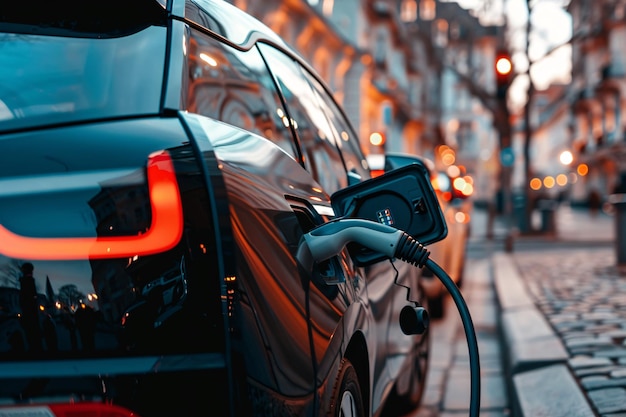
left=300, top=218, right=480, bottom=417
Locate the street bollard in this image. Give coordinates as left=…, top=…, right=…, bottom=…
left=609, top=193, right=626, bottom=265
left=537, top=199, right=557, bottom=234
left=513, top=193, right=529, bottom=234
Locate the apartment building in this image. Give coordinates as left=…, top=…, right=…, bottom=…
left=568, top=0, right=626, bottom=204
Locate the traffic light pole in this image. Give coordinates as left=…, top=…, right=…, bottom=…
left=494, top=52, right=513, bottom=178
left=493, top=51, right=515, bottom=243
left=521, top=0, right=535, bottom=235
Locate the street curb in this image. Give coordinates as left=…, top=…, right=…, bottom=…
left=492, top=252, right=596, bottom=417
left=512, top=364, right=596, bottom=417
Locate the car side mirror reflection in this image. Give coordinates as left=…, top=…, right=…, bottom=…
left=330, top=162, right=447, bottom=266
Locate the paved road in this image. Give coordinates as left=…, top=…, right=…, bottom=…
left=403, top=202, right=618, bottom=417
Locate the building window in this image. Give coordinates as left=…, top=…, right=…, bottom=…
left=420, top=0, right=436, bottom=21
left=434, top=19, right=448, bottom=48
left=401, top=0, right=417, bottom=22
left=374, top=31, right=387, bottom=68
left=322, top=0, right=334, bottom=17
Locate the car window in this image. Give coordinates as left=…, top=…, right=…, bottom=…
left=0, top=27, right=166, bottom=133
left=185, top=28, right=299, bottom=160
left=257, top=44, right=348, bottom=195
left=301, top=70, right=370, bottom=181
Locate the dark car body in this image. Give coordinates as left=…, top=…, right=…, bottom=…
left=0, top=1, right=429, bottom=416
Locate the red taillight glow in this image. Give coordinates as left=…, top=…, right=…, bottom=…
left=50, top=402, right=140, bottom=417
left=0, top=402, right=139, bottom=417
left=0, top=151, right=183, bottom=260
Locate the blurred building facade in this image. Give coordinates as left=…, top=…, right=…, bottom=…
left=568, top=0, right=626, bottom=205
left=228, top=0, right=503, bottom=204
left=515, top=84, right=573, bottom=198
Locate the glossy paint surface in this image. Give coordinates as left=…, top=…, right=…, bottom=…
left=0, top=1, right=429, bottom=416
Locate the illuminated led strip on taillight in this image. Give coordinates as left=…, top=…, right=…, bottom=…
left=0, top=151, right=183, bottom=260
left=0, top=402, right=140, bottom=417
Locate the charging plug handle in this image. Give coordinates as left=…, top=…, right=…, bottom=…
left=303, top=219, right=401, bottom=261
left=302, top=219, right=430, bottom=267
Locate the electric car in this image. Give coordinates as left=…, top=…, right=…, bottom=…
left=0, top=1, right=445, bottom=416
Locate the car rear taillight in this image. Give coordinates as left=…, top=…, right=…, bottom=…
left=0, top=402, right=140, bottom=417
left=370, top=169, right=385, bottom=178
left=0, top=150, right=183, bottom=260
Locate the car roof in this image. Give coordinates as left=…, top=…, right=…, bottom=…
left=173, top=0, right=291, bottom=51
left=0, top=0, right=289, bottom=51
left=385, top=152, right=436, bottom=173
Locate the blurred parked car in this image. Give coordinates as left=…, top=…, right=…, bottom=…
left=0, top=1, right=436, bottom=416
left=368, top=152, right=473, bottom=317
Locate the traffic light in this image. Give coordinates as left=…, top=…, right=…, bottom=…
left=495, top=50, right=513, bottom=99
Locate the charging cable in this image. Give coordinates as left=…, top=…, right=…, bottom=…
left=299, top=218, right=480, bottom=417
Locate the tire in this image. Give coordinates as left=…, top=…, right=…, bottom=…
left=329, top=358, right=365, bottom=417
left=382, top=317, right=431, bottom=416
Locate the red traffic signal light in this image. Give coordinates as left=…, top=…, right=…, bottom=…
left=495, top=51, right=513, bottom=99
left=496, top=56, right=512, bottom=76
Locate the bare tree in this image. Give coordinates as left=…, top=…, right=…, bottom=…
left=0, top=258, right=24, bottom=288
left=57, top=285, right=86, bottom=313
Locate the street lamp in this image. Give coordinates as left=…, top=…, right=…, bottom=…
left=559, top=150, right=573, bottom=166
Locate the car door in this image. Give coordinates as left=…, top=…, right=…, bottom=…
left=179, top=23, right=362, bottom=414
left=253, top=40, right=367, bottom=380
left=257, top=43, right=425, bottom=414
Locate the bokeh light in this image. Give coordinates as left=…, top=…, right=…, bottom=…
left=369, top=132, right=385, bottom=146
left=543, top=176, right=555, bottom=188
left=556, top=174, right=568, bottom=186
left=559, top=150, right=573, bottom=165
left=530, top=178, right=542, bottom=190
left=447, top=165, right=461, bottom=177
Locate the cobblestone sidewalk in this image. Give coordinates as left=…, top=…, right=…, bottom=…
left=512, top=247, right=626, bottom=416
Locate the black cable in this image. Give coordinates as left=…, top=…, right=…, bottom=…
left=395, top=234, right=480, bottom=417
left=426, top=258, right=480, bottom=417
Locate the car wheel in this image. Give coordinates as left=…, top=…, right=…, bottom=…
left=383, top=325, right=431, bottom=416
left=330, top=358, right=365, bottom=417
